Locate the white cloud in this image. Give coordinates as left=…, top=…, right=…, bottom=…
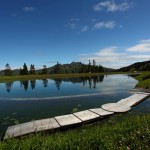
left=127, top=39, right=150, bottom=52
left=94, top=1, right=130, bottom=12
left=80, top=46, right=150, bottom=69
left=81, top=26, right=89, bottom=32
left=93, top=21, right=116, bottom=30
left=128, top=55, right=150, bottom=60
left=64, top=23, right=76, bottom=29
left=64, top=18, right=80, bottom=29
left=23, top=7, right=36, bottom=12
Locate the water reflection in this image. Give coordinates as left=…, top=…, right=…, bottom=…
left=42, top=79, right=48, bottom=88
left=30, top=80, right=36, bottom=90
left=54, top=79, right=62, bottom=90
left=20, top=81, right=29, bottom=91
left=5, top=82, right=13, bottom=93
left=2, top=76, right=104, bottom=92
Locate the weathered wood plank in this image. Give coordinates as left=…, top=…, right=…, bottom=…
left=34, top=118, right=60, bottom=132
left=55, top=114, right=82, bottom=127
left=101, top=103, right=131, bottom=113
left=13, top=125, right=21, bottom=137
left=89, top=108, right=114, bottom=118
left=4, top=121, right=35, bottom=139
left=4, top=118, right=60, bottom=140
left=117, top=93, right=149, bottom=107
left=4, top=126, right=15, bottom=140
left=20, top=122, right=35, bottom=136
left=73, top=110, right=99, bottom=123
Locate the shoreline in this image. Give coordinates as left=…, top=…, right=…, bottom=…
left=130, top=88, right=150, bottom=93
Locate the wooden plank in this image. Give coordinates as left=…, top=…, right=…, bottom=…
left=4, top=126, right=15, bottom=140
left=117, top=93, right=149, bottom=107
left=34, top=118, right=60, bottom=132
left=17, top=122, right=35, bottom=137
left=55, top=114, right=82, bottom=127
left=73, top=110, right=99, bottom=123
left=101, top=103, right=131, bottom=113
left=4, top=122, right=35, bottom=139
left=13, top=125, right=21, bottom=137
left=89, top=108, right=114, bottom=118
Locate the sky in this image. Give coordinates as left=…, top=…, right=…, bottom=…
left=0, top=0, right=150, bottom=70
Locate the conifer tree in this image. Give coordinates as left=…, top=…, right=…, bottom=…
left=4, top=63, right=13, bottom=76
left=42, top=65, right=47, bottom=74
left=22, top=63, right=29, bottom=75
left=30, top=64, right=35, bottom=75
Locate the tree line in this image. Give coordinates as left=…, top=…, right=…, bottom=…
left=3, top=60, right=104, bottom=76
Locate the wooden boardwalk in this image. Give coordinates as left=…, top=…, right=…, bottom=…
left=3, top=92, right=150, bottom=140
left=117, top=93, right=150, bottom=107
left=101, top=103, right=131, bottom=113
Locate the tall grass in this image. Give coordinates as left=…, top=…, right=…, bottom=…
left=0, top=114, right=150, bottom=150
left=135, top=71, right=150, bottom=89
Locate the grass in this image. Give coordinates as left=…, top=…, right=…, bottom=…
left=134, top=71, right=150, bottom=89
left=0, top=72, right=125, bottom=83
left=0, top=114, right=150, bottom=150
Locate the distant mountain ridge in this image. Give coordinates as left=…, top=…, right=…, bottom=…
left=117, top=60, right=150, bottom=72
left=1, top=60, right=149, bottom=76
left=0, top=62, right=114, bottom=76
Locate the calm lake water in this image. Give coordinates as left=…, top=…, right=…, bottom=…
left=0, top=74, right=150, bottom=138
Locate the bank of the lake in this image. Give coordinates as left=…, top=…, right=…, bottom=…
left=0, top=72, right=126, bottom=83
left=1, top=71, right=150, bottom=90
left=134, top=71, right=150, bottom=90
left=0, top=114, right=150, bottom=150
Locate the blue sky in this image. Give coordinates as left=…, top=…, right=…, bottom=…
left=0, top=0, right=150, bottom=69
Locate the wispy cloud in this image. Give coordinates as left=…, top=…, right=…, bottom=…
left=94, top=1, right=130, bottom=12
left=11, top=14, right=18, bottom=17
left=80, top=47, right=126, bottom=68
left=64, top=23, right=76, bottom=29
left=93, top=21, right=116, bottom=30
left=23, top=7, right=36, bottom=12
left=127, top=39, right=150, bottom=53
left=64, top=18, right=80, bottom=29
left=81, top=26, right=89, bottom=32
left=80, top=46, right=150, bottom=69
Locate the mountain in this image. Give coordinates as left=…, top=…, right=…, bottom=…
left=0, top=62, right=114, bottom=76
left=117, top=60, right=150, bottom=72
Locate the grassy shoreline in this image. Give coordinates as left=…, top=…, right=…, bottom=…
left=0, top=72, right=125, bottom=83
left=0, top=114, right=150, bottom=149
left=0, top=71, right=150, bottom=89
left=134, top=72, right=150, bottom=89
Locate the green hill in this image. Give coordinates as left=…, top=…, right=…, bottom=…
left=0, top=62, right=115, bottom=76
left=117, top=60, right=150, bottom=72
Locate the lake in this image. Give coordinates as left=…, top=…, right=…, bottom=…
left=0, top=74, right=150, bottom=138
